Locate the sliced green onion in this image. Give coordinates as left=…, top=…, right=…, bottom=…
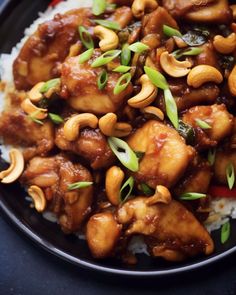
left=128, top=42, right=149, bottom=54
left=40, top=78, right=60, bottom=93
left=94, top=19, right=120, bottom=30
left=208, top=148, right=216, bottom=166
left=78, top=26, right=94, bottom=49
left=163, top=25, right=182, bottom=38
left=134, top=151, right=145, bottom=161
left=221, top=221, right=230, bottom=244
left=78, top=48, right=94, bottom=64
left=92, top=0, right=106, bottom=16
left=164, top=89, right=179, bottom=129
left=121, top=43, right=131, bottom=66
left=48, top=113, right=64, bottom=125
left=195, top=119, right=211, bottom=129
left=172, top=47, right=203, bottom=59
left=179, top=192, right=207, bottom=200
left=114, top=73, right=131, bottom=95
left=28, top=115, right=44, bottom=125
left=97, top=70, right=108, bottom=90
left=68, top=181, right=93, bottom=191
left=226, top=163, right=235, bottom=190
left=108, top=137, right=139, bottom=172
left=113, top=65, right=131, bottom=73
left=178, top=120, right=196, bottom=145
left=144, top=66, right=169, bottom=90
left=140, top=183, right=154, bottom=196
left=106, top=3, right=117, bottom=9
left=120, top=176, right=134, bottom=202
left=91, top=49, right=121, bottom=67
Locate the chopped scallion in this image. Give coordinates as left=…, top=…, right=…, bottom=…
left=221, top=221, right=230, bottom=244
left=164, top=89, right=179, bottom=129
left=163, top=25, right=182, bottom=38
left=113, top=65, right=131, bottom=73
left=91, top=49, right=121, bottom=67
left=120, top=176, right=134, bottom=202
left=48, top=113, right=64, bottom=125
left=40, top=78, right=60, bottom=94
left=29, top=116, right=44, bottom=125
left=226, top=163, right=235, bottom=190
left=179, top=192, right=207, bottom=200
left=94, top=19, right=120, bottom=30
left=97, top=70, right=108, bottom=90
left=113, top=73, right=131, bottom=95
left=195, top=119, right=211, bottom=129
left=128, top=42, right=149, bottom=54
left=78, top=26, right=94, bottom=49
left=208, top=148, right=216, bottom=166
left=78, top=48, right=94, bottom=64
left=68, top=181, right=93, bottom=191
left=140, top=183, right=154, bottom=196
left=121, top=43, right=131, bottom=66
left=144, top=66, right=169, bottom=90
left=92, top=0, right=106, bottom=16
left=172, top=47, right=203, bottom=59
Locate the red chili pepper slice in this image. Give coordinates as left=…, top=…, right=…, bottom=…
left=49, top=0, right=63, bottom=7
left=208, top=185, right=236, bottom=198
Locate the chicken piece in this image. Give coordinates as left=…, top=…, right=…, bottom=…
left=13, top=8, right=93, bottom=90
left=117, top=197, right=214, bottom=261
left=55, top=127, right=115, bottom=169
left=60, top=53, right=133, bottom=114
left=195, top=42, right=219, bottom=69
left=214, top=151, right=236, bottom=185
left=142, top=7, right=178, bottom=38
left=127, top=120, right=195, bottom=189
left=86, top=212, right=122, bottom=258
left=182, top=104, right=234, bottom=150
left=109, top=6, right=133, bottom=29
left=0, top=110, right=54, bottom=161
left=21, top=154, right=93, bottom=233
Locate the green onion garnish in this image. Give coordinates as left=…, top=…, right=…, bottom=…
left=108, top=137, right=139, bottom=172
left=91, top=49, right=121, bottom=67
left=179, top=192, right=207, bottom=200
left=94, top=19, right=120, bottom=30
left=97, top=70, right=108, bottom=90
left=113, top=73, right=131, bottom=95
left=195, top=119, right=211, bottom=129
left=144, top=66, right=169, bottom=90
left=208, top=148, right=216, bottom=166
left=113, top=65, right=131, bottom=73
left=134, top=151, right=145, bottom=160
left=226, top=163, right=235, bottom=190
left=163, top=25, right=182, bottom=38
left=172, top=47, right=203, bottom=59
left=121, top=43, right=131, bottom=66
left=164, top=89, right=179, bottom=129
left=92, top=0, right=106, bottom=16
left=106, top=3, right=117, bottom=9
left=221, top=221, right=230, bottom=244
left=78, top=48, right=94, bottom=64
left=40, top=78, right=61, bottom=94
left=68, top=181, right=93, bottom=191
left=48, top=113, right=64, bottom=125
left=78, top=26, right=94, bottom=49
left=140, top=183, right=154, bottom=196
left=28, top=116, right=44, bottom=125
left=178, top=120, right=196, bottom=145
left=120, top=176, right=134, bottom=202
left=128, top=42, right=149, bottom=54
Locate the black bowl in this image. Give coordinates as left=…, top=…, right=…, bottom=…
left=0, top=0, right=236, bottom=277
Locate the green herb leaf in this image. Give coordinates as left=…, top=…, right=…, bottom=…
left=195, top=119, right=211, bottom=129
left=128, top=42, right=149, bottom=53
left=226, top=163, right=235, bottom=190
left=68, top=181, right=93, bottom=191
left=144, top=66, right=169, bottom=90
left=164, top=89, right=179, bottom=129
left=113, top=65, right=131, bottom=73
left=40, top=78, right=60, bottom=94
left=113, top=73, right=131, bottom=95
left=208, top=148, right=216, bottom=166
left=163, top=25, right=182, bottom=38
left=78, top=48, right=94, bottom=64
left=78, top=26, right=94, bottom=49
left=92, top=0, right=106, bottom=16
left=179, top=192, right=207, bottom=200
left=140, top=183, right=154, bottom=196
left=178, top=120, right=196, bottom=145
left=182, top=30, right=207, bottom=46
left=108, top=137, right=139, bottom=172
left=221, top=221, right=230, bottom=244
left=172, top=47, right=203, bottom=59
left=97, top=70, right=108, bottom=90
left=48, top=113, right=64, bottom=125
left=91, top=49, right=121, bottom=67
left=94, top=19, right=120, bottom=30
left=121, top=43, right=131, bottom=66
left=120, top=176, right=134, bottom=202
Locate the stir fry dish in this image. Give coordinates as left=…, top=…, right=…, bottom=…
left=1, top=0, right=236, bottom=264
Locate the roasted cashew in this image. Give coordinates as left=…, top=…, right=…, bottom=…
left=187, top=65, right=223, bottom=88
left=0, top=149, right=24, bottom=184
left=160, top=51, right=192, bottom=78
left=94, top=26, right=119, bottom=52
left=213, top=33, right=236, bottom=54
left=63, top=113, right=98, bottom=141
left=105, top=166, right=125, bottom=206
left=99, top=113, right=132, bottom=137
left=28, top=82, right=45, bottom=103
left=28, top=185, right=46, bottom=212
left=128, top=74, right=158, bottom=108
left=132, top=0, right=158, bottom=18
left=21, top=98, right=48, bottom=120
left=68, top=43, right=82, bottom=58
left=228, top=65, right=236, bottom=96
left=146, top=185, right=172, bottom=206
left=141, top=106, right=164, bottom=121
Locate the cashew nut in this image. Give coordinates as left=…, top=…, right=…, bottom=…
left=141, top=106, right=164, bottom=121
left=99, top=113, right=132, bottom=137
left=128, top=74, right=158, bottom=108
left=173, top=36, right=188, bottom=48
left=63, top=113, right=98, bottom=141
left=228, top=65, right=236, bottom=96
left=0, top=149, right=24, bottom=184
left=28, top=185, right=46, bottom=212
left=28, top=82, right=45, bottom=103
left=68, top=42, right=82, bottom=58
left=105, top=166, right=125, bottom=206
left=231, top=5, right=236, bottom=20
left=160, top=51, right=192, bottom=78
left=213, top=33, right=236, bottom=54
left=94, top=26, right=119, bottom=52
left=187, top=65, right=223, bottom=88
left=132, top=0, right=158, bottom=18
left=146, top=185, right=172, bottom=206
left=21, top=98, right=48, bottom=119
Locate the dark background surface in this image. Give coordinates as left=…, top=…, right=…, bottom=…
left=0, top=0, right=236, bottom=294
